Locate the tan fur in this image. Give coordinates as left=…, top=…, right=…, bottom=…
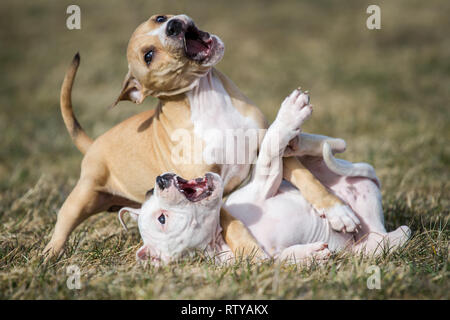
left=44, top=15, right=343, bottom=260
left=60, top=53, right=93, bottom=154
left=45, top=58, right=265, bottom=259
left=283, top=157, right=344, bottom=209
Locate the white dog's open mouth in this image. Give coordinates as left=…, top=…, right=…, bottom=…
left=184, top=25, right=214, bottom=62
left=174, top=174, right=215, bottom=202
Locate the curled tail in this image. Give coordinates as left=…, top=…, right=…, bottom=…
left=322, top=142, right=381, bottom=187
left=60, top=53, right=93, bottom=154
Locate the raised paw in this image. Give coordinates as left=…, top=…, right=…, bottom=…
left=276, top=88, right=313, bottom=133
left=321, top=204, right=361, bottom=233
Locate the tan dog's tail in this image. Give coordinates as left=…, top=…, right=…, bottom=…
left=60, top=53, right=93, bottom=154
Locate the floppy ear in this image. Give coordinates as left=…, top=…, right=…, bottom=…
left=145, top=188, right=154, bottom=201
left=112, top=69, right=146, bottom=107
left=118, top=207, right=141, bottom=231
left=136, top=244, right=150, bottom=261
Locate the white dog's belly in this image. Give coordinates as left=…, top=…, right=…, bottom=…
left=300, top=156, right=386, bottom=237
left=225, top=181, right=353, bottom=256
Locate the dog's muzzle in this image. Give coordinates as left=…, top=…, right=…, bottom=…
left=166, top=19, right=183, bottom=37
left=156, top=173, right=176, bottom=190
left=165, top=17, right=216, bottom=63
left=155, top=173, right=217, bottom=202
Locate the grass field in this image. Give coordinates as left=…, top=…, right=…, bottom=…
left=0, top=0, right=448, bottom=299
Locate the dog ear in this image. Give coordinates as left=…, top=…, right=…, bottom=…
left=136, top=245, right=162, bottom=265
left=145, top=188, right=154, bottom=201
left=112, top=69, right=147, bottom=107
left=118, top=207, right=141, bottom=231
left=136, top=244, right=150, bottom=261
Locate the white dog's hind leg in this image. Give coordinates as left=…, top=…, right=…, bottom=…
left=278, top=242, right=331, bottom=265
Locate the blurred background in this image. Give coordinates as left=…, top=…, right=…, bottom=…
left=1, top=0, right=449, bottom=195
left=0, top=0, right=448, bottom=299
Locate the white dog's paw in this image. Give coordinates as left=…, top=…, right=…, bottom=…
left=277, top=88, right=312, bottom=133
left=279, top=242, right=331, bottom=266
left=321, top=204, right=361, bottom=233
left=305, top=242, right=331, bottom=261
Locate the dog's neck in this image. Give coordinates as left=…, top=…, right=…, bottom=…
left=187, top=69, right=259, bottom=142
left=152, top=68, right=266, bottom=192
left=156, top=68, right=263, bottom=123
left=155, top=68, right=238, bottom=132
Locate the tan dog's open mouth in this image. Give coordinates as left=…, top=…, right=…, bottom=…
left=174, top=174, right=215, bottom=202
left=184, top=24, right=215, bottom=62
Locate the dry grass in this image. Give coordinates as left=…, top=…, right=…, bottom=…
left=0, top=0, right=448, bottom=299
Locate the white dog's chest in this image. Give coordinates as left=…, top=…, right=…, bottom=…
left=187, top=71, right=259, bottom=186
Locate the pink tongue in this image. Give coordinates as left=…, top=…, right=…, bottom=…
left=186, top=179, right=200, bottom=185
left=186, top=38, right=206, bottom=55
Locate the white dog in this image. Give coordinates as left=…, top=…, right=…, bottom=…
left=119, top=90, right=411, bottom=265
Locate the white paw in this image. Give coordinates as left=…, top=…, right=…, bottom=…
left=279, top=242, right=331, bottom=266
left=321, top=204, right=361, bottom=233
left=384, top=225, right=411, bottom=249
left=277, top=88, right=312, bottom=133
left=306, top=242, right=331, bottom=262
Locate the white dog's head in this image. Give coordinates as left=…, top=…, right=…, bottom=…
left=119, top=172, right=223, bottom=264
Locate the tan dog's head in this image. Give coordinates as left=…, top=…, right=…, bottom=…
left=114, top=14, right=225, bottom=104
left=118, top=172, right=223, bottom=264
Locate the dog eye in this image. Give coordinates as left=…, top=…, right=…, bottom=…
left=144, top=50, right=153, bottom=65
left=155, top=16, right=167, bottom=23
left=158, top=213, right=166, bottom=225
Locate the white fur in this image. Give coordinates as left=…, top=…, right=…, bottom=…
left=129, top=89, right=411, bottom=265
left=122, top=172, right=225, bottom=264
left=224, top=90, right=410, bottom=260
left=187, top=71, right=259, bottom=187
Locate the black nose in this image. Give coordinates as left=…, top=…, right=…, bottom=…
left=166, top=19, right=183, bottom=36
left=156, top=173, right=175, bottom=190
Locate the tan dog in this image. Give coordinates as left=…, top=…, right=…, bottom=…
left=43, top=14, right=358, bottom=259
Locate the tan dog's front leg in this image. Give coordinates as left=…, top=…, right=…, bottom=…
left=42, top=179, right=108, bottom=260
left=283, top=157, right=360, bottom=233
left=220, top=207, right=267, bottom=261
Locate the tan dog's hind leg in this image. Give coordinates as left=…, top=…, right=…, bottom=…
left=43, top=178, right=110, bottom=259
left=220, top=207, right=267, bottom=261
left=283, top=157, right=360, bottom=232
